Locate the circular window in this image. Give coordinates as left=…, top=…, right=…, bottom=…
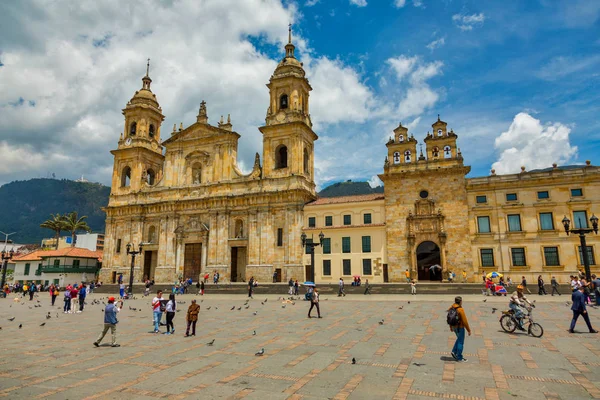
left=419, top=190, right=429, bottom=199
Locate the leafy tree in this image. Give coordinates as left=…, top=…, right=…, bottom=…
left=40, top=213, right=66, bottom=249
left=63, top=211, right=92, bottom=247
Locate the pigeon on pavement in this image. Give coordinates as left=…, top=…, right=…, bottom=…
left=253, top=330, right=256, bottom=335
left=8, top=317, right=15, bottom=321
left=352, top=358, right=356, bottom=364
left=207, top=339, right=215, bottom=346
left=230, top=306, right=236, bottom=310
left=255, top=348, right=265, bottom=356
left=19, top=324, right=22, bottom=329
left=39, top=323, right=46, bottom=326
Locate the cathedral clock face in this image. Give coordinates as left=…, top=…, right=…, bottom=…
left=125, top=137, right=132, bottom=146
left=276, top=111, right=286, bottom=122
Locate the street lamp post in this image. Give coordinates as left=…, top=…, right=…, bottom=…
left=562, top=214, right=599, bottom=281
left=126, top=243, right=144, bottom=298
left=0, top=249, right=15, bottom=297
left=301, top=231, right=325, bottom=282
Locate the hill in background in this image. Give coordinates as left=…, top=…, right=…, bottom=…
left=318, top=180, right=384, bottom=198
left=0, top=179, right=110, bottom=244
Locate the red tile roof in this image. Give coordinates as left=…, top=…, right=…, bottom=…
left=306, top=193, right=385, bottom=206
left=11, top=248, right=102, bottom=262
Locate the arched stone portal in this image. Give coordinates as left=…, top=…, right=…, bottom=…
left=416, top=241, right=441, bottom=281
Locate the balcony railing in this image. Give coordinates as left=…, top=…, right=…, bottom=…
left=41, top=265, right=100, bottom=273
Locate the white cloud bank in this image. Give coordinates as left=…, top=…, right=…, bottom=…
left=452, top=13, right=486, bottom=31
left=491, top=113, right=578, bottom=174
left=350, top=0, right=368, bottom=7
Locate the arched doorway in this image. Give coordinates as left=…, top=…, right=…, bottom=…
left=416, top=241, right=441, bottom=281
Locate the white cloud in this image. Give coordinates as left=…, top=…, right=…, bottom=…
left=491, top=113, right=578, bottom=174
left=387, top=55, right=418, bottom=80
left=305, top=0, right=320, bottom=6
left=452, top=13, right=486, bottom=31
left=413, top=0, right=424, bottom=8
left=426, top=37, right=445, bottom=51
left=368, top=175, right=383, bottom=188
left=537, top=55, right=600, bottom=81
left=393, top=0, right=407, bottom=8
left=350, top=0, right=368, bottom=6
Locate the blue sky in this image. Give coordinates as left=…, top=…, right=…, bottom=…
left=0, top=0, right=599, bottom=189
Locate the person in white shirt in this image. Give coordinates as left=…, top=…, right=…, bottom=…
left=152, top=291, right=163, bottom=333
left=165, top=294, right=176, bottom=335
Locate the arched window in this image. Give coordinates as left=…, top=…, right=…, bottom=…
left=121, top=166, right=131, bottom=187
left=148, top=226, right=156, bottom=243
left=192, top=162, right=202, bottom=184
left=437, top=129, right=442, bottom=137
left=275, top=145, right=288, bottom=169
left=130, top=122, right=137, bottom=136
left=393, top=151, right=401, bottom=164
left=303, top=148, right=310, bottom=174
left=399, top=134, right=404, bottom=142
left=146, top=169, right=155, bottom=185
left=235, top=219, right=244, bottom=238
left=149, top=124, right=155, bottom=138
left=443, top=146, right=452, bottom=159
left=404, top=150, right=412, bottom=163
left=432, top=146, right=440, bottom=158
left=279, top=94, right=288, bottom=110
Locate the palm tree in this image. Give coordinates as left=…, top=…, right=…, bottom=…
left=63, top=212, right=92, bottom=247
left=40, top=214, right=66, bottom=249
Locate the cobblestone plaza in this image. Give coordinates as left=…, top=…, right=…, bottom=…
left=0, top=293, right=599, bottom=399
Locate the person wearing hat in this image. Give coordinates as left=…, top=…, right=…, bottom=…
left=185, top=299, right=201, bottom=337
left=509, top=285, right=532, bottom=330
left=94, top=297, right=123, bottom=347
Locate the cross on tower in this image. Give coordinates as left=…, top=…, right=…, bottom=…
left=146, top=58, right=150, bottom=76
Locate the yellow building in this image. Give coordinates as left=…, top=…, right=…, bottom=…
left=100, top=31, right=317, bottom=284
left=303, top=194, right=387, bottom=283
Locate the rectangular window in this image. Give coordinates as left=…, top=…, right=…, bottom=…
left=480, top=249, right=494, bottom=267
left=308, top=217, right=316, bottom=228
left=361, top=236, right=371, bottom=253
left=322, top=260, right=331, bottom=276
left=116, top=238, right=122, bottom=253
left=571, top=188, right=583, bottom=197
left=24, top=263, right=30, bottom=276
left=543, top=247, right=560, bottom=266
left=304, top=239, right=313, bottom=255
left=342, top=259, right=351, bottom=276
left=477, top=216, right=491, bottom=233
left=511, top=248, right=526, bottom=266
left=363, top=213, right=372, bottom=224
left=277, top=228, right=283, bottom=247
left=507, top=214, right=522, bottom=232
left=506, top=193, right=518, bottom=201
left=322, top=238, right=331, bottom=254
left=343, top=214, right=352, bottom=225
left=53, top=259, right=60, bottom=266
left=362, top=259, right=372, bottom=275
left=476, top=195, right=487, bottom=204
left=537, top=191, right=549, bottom=199
left=53, top=279, right=59, bottom=285
left=325, top=216, right=333, bottom=226
left=342, top=237, right=351, bottom=253
left=573, top=211, right=588, bottom=228
left=578, top=246, right=596, bottom=265
left=539, top=212, right=554, bottom=230
left=73, top=259, right=80, bottom=267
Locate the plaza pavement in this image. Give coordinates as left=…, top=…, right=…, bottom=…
left=0, top=292, right=599, bottom=400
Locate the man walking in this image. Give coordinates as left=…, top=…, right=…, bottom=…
left=592, top=274, right=600, bottom=306
left=248, top=276, right=254, bottom=298
left=364, top=279, right=372, bottom=295
left=338, top=278, right=345, bottom=297
left=448, top=296, right=471, bottom=362
left=569, top=286, right=598, bottom=334
left=185, top=299, right=200, bottom=337
left=94, top=297, right=122, bottom=347
left=288, top=278, right=294, bottom=295
left=308, top=288, right=321, bottom=318
left=521, top=276, right=531, bottom=294
left=78, top=284, right=87, bottom=313
left=551, top=276, right=561, bottom=296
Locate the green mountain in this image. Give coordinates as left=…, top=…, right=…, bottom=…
left=318, top=180, right=384, bottom=198
left=0, top=178, right=110, bottom=244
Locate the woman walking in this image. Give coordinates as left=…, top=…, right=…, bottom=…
left=152, top=290, right=164, bottom=333
left=538, top=275, right=547, bottom=295
left=50, top=284, right=58, bottom=306
left=63, top=289, right=71, bottom=313
left=165, top=294, right=176, bottom=335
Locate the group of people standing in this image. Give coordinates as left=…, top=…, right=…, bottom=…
left=61, top=283, right=88, bottom=313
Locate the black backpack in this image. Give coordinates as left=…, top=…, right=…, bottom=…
left=447, top=307, right=460, bottom=326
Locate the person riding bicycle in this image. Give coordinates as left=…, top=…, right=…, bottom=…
left=510, top=285, right=532, bottom=330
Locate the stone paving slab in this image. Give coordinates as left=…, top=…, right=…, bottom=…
left=0, top=293, right=599, bottom=399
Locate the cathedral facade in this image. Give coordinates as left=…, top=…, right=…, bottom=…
left=99, top=34, right=317, bottom=284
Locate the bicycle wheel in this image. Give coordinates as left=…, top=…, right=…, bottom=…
left=528, top=323, right=544, bottom=338
left=500, top=315, right=517, bottom=333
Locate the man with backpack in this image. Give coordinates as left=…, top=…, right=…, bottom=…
left=447, top=296, right=471, bottom=362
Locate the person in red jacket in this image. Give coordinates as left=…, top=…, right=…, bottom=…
left=70, top=285, right=79, bottom=314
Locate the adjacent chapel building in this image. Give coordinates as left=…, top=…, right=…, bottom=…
left=101, top=32, right=600, bottom=284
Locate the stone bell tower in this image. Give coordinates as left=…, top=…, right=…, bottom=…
left=259, top=26, right=317, bottom=185
left=110, top=60, right=165, bottom=193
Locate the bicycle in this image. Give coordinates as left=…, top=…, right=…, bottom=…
left=499, top=305, right=544, bottom=338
